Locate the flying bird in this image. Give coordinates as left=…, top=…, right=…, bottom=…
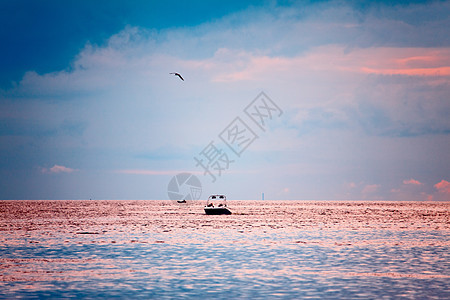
left=170, top=72, right=184, bottom=81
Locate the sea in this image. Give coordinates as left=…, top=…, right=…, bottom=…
left=0, top=200, right=449, bottom=299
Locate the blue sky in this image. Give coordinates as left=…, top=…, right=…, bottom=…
left=1, top=0, right=449, bottom=200
left=0, top=0, right=265, bottom=87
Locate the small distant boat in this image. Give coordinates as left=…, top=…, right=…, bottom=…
left=204, top=195, right=231, bottom=215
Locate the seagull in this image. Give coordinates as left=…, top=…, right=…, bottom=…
left=170, top=72, right=184, bottom=81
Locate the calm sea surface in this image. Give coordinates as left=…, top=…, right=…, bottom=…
left=0, top=200, right=449, bottom=299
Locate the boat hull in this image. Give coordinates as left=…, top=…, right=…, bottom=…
left=204, top=207, right=232, bottom=215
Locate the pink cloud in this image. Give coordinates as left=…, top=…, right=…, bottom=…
left=391, top=179, right=450, bottom=201
left=396, top=55, right=440, bottom=66
left=41, top=165, right=76, bottom=174
left=391, top=183, right=431, bottom=201
left=362, top=184, right=379, bottom=195
left=434, top=180, right=450, bottom=195
left=209, top=46, right=450, bottom=84
left=346, top=182, right=357, bottom=189
left=403, top=179, right=422, bottom=185
left=359, top=48, right=450, bottom=77
left=361, top=66, right=450, bottom=76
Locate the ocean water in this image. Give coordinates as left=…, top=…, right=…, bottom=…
left=0, top=200, right=449, bottom=299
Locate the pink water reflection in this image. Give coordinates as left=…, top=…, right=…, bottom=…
left=1, top=200, right=449, bottom=297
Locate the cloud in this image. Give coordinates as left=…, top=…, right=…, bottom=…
left=434, top=180, right=450, bottom=200
left=346, top=182, right=357, bottom=189
left=359, top=47, right=450, bottom=76
left=391, top=178, right=430, bottom=201
left=211, top=46, right=450, bottom=83
left=41, top=164, right=77, bottom=174
left=339, top=182, right=385, bottom=200
left=403, top=179, right=422, bottom=185
left=362, top=184, right=379, bottom=195
left=6, top=0, right=450, bottom=95
left=361, top=66, right=450, bottom=76
left=389, top=178, right=450, bottom=201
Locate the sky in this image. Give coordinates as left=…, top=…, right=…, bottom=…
left=0, top=0, right=449, bottom=200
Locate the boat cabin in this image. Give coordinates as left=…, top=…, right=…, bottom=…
left=204, top=195, right=231, bottom=215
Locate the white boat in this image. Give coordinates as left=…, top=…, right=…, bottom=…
left=204, top=195, right=232, bottom=215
